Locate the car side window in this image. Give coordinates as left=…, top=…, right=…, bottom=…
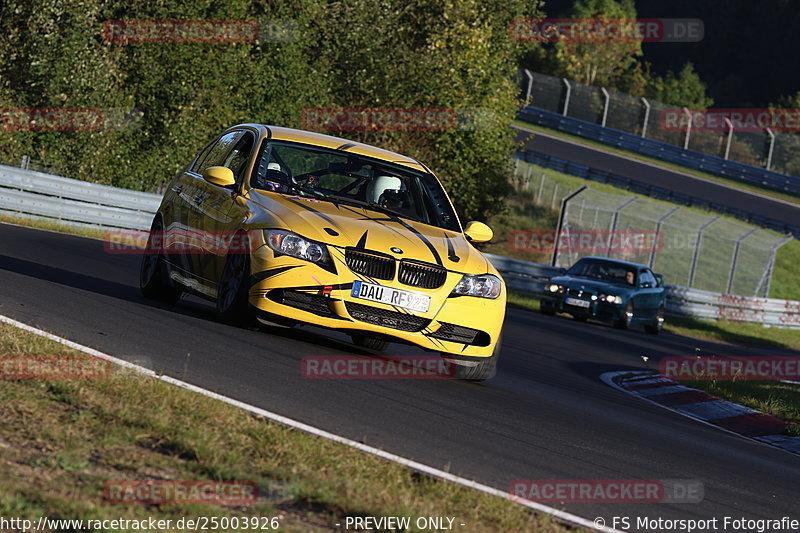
left=639, top=270, right=657, bottom=287
left=190, top=139, right=217, bottom=173
left=196, top=131, right=243, bottom=176
left=222, top=132, right=255, bottom=183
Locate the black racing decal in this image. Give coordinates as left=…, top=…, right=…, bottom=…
left=444, top=232, right=460, bottom=263
left=324, top=227, right=339, bottom=236
left=340, top=206, right=407, bottom=238
left=355, top=230, right=368, bottom=249
left=337, top=142, right=358, bottom=151
left=284, top=197, right=336, bottom=224
left=250, top=265, right=302, bottom=285
left=283, top=282, right=355, bottom=292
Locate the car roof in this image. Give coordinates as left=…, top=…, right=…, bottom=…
left=578, top=256, right=652, bottom=270
left=232, top=124, right=431, bottom=172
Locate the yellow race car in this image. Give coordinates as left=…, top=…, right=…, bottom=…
left=140, top=125, right=506, bottom=380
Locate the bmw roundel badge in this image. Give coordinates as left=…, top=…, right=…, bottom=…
left=390, top=247, right=403, bottom=254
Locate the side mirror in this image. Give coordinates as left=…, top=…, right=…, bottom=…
left=203, top=166, right=235, bottom=188
left=640, top=281, right=654, bottom=289
left=654, top=274, right=664, bottom=287
left=463, top=221, right=494, bottom=243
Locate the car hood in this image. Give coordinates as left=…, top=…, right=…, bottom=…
left=549, top=275, right=635, bottom=295
left=245, top=190, right=490, bottom=274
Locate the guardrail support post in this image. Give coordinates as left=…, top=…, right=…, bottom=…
left=561, top=78, right=571, bottom=116
left=600, top=87, right=610, bottom=127
left=688, top=216, right=718, bottom=288
left=551, top=185, right=587, bottom=266
left=640, top=98, right=650, bottom=137
left=726, top=227, right=758, bottom=294
left=765, top=128, right=775, bottom=170
left=723, top=118, right=733, bottom=160
left=649, top=206, right=679, bottom=268
left=20, top=155, right=30, bottom=170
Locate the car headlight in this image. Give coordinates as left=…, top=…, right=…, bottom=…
left=452, top=274, right=502, bottom=299
left=264, top=230, right=330, bottom=265
left=547, top=283, right=564, bottom=293
left=600, top=294, right=623, bottom=304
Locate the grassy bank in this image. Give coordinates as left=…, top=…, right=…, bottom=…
left=513, top=120, right=800, bottom=207
left=0, top=322, right=569, bottom=532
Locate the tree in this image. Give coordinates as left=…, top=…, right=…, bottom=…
left=646, top=62, right=713, bottom=109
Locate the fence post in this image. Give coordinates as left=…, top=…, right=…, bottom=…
left=765, top=128, right=775, bottom=170
left=688, top=216, right=718, bottom=287
left=726, top=227, right=758, bottom=294
left=640, top=98, right=650, bottom=138
left=537, top=173, right=545, bottom=204
left=760, top=235, right=792, bottom=297
left=600, top=87, right=610, bottom=127
left=682, top=107, right=692, bottom=150
left=20, top=155, right=30, bottom=170
left=649, top=206, right=679, bottom=268
left=551, top=185, right=587, bottom=266
left=562, top=78, right=572, bottom=116
left=524, top=69, right=534, bottom=104
left=551, top=183, right=560, bottom=209
left=607, top=197, right=638, bottom=256
left=723, top=118, right=733, bottom=160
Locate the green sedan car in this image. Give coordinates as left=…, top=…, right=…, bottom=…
left=540, top=256, right=666, bottom=333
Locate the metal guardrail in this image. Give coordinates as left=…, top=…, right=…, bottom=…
left=1, top=165, right=797, bottom=328
left=486, top=254, right=800, bottom=329
left=517, top=106, right=800, bottom=195
left=519, top=149, right=800, bottom=238
left=0, top=164, right=160, bottom=230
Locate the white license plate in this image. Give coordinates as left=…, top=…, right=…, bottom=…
left=565, top=297, right=590, bottom=308
left=351, top=281, right=430, bottom=313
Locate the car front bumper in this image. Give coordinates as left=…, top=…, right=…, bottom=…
left=540, top=294, right=625, bottom=321
left=248, top=241, right=505, bottom=358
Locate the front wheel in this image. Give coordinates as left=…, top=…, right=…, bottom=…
left=615, top=301, right=634, bottom=330
left=216, top=248, right=257, bottom=328
left=645, top=305, right=665, bottom=334
left=441, top=334, right=502, bottom=382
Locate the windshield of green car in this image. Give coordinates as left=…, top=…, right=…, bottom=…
left=250, top=140, right=460, bottom=232
left=566, top=259, right=637, bottom=286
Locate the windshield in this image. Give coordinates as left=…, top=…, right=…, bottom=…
left=566, top=259, right=637, bottom=286
left=250, top=140, right=460, bottom=231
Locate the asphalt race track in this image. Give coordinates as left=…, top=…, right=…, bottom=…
left=1, top=223, right=799, bottom=529
left=514, top=127, right=800, bottom=229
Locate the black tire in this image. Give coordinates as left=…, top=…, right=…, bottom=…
left=540, top=301, right=556, bottom=315
left=441, top=334, right=502, bottom=382
left=140, top=217, right=182, bottom=304
left=645, top=305, right=665, bottom=334
left=572, top=315, right=588, bottom=322
left=216, top=243, right=257, bottom=328
left=351, top=335, right=389, bottom=352
left=615, top=301, right=634, bottom=330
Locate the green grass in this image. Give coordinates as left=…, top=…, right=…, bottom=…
left=513, top=119, right=800, bottom=207
left=662, top=316, right=800, bottom=351
left=0, top=322, right=571, bottom=533
left=678, top=379, right=800, bottom=436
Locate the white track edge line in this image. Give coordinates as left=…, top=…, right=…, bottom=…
left=0, top=313, right=621, bottom=533
left=600, top=370, right=798, bottom=457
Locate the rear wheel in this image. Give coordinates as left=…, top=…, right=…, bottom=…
left=572, top=315, right=588, bottom=322
left=216, top=245, right=257, bottom=328
left=140, top=217, right=182, bottom=304
left=615, top=301, right=634, bottom=330
left=351, top=335, right=389, bottom=352
left=441, top=334, right=502, bottom=382
left=645, top=305, right=665, bottom=334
